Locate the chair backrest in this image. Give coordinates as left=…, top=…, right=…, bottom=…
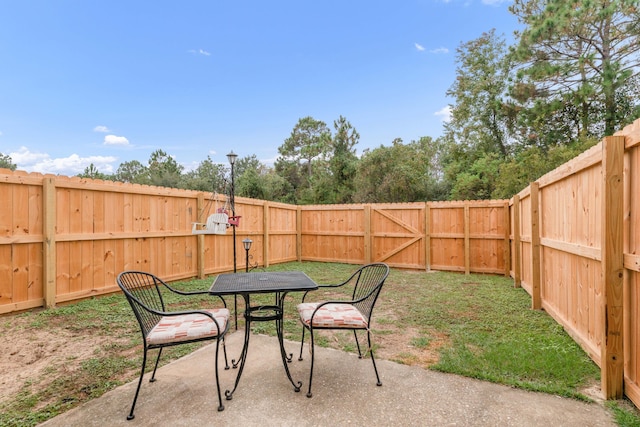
left=117, top=271, right=167, bottom=338
left=348, top=263, right=389, bottom=320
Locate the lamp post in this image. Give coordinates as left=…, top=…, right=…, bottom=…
left=227, top=150, right=238, bottom=329
left=242, top=238, right=253, bottom=272
left=227, top=150, right=238, bottom=274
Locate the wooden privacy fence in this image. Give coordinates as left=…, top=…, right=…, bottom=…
left=299, top=201, right=509, bottom=274
left=0, top=171, right=511, bottom=315
left=0, top=174, right=304, bottom=314
left=509, top=118, right=640, bottom=406
left=4, top=116, right=640, bottom=406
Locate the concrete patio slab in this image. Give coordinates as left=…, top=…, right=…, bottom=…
left=39, top=331, right=615, bottom=427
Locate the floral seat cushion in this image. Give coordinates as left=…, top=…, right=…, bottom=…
left=297, top=302, right=367, bottom=328
left=147, top=308, right=230, bottom=345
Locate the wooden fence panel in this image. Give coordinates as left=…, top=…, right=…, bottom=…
left=49, top=178, right=203, bottom=302
left=300, top=205, right=366, bottom=264
left=266, top=203, right=297, bottom=265
left=370, top=203, right=425, bottom=269
left=0, top=172, right=45, bottom=313
left=516, top=189, right=533, bottom=294
left=297, top=201, right=508, bottom=271
left=468, top=203, right=508, bottom=274
left=533, top=146, right=606, bottom=367
left=430, top=203, right=465, bottom=272
left=622, top=121, right=640, bottom=405
left=508, top=127, right=640, bottom=401
left=428, top=201, right=508, bottom=274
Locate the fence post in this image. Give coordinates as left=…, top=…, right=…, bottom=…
left=263, top=201, right=270, bottom=267
left=364, top=204, right=372, bottom=263
left=531, top=182, right=542, bottom=309
left=43, top=177, right=56, bottom=308
left=196, top=193, right=205, bottom=279
left=464, top=202, right=470, bottom=274
left=425, top=202, right=431, bottom=271
left=513, top=195, right=522, bottom=288
left=296, top=206, right=301, bottom=263
left=503, top=201, right=511, bottom=277
left=600, top=135, right=625, bottom=399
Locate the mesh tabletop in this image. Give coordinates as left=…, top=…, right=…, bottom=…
left=209, top=271, right=318, bottom=295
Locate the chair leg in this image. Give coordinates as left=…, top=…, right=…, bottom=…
left=127, top=348, right=148, bottom=420
left=298, top=326, right=306, bottom=361
left=353, top=330, right=363, bottom=358
left=214, top=339, right=225, bottom=411
left=222, top=337, right=230, bottom=370
left=306, top=328, right=315, bottom=398
left=367, top=330, right=382, bottom=386
left=150, top=348, right=163, bottom=382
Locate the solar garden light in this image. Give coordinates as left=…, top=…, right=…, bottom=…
left=242, top=238, right=253, bottom=272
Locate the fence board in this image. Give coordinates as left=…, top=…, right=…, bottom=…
left=27, top=242, right=42, bottom=301
left=0, top=183, right=12, bottom=237
left=430, top=204, right=465, bottom=271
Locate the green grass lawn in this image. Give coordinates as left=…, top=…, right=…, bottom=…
left=1, top=261, right=639, bottom=426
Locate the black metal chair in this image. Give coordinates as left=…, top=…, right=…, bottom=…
left=116, top=271, right=230, bottom=420
left=297, top=263, right=390, bottom=397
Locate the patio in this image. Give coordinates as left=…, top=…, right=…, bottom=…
left=39, top=331, right=614, bottom=427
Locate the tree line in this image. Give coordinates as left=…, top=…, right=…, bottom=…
left=2, top=0, right=639, bottom=204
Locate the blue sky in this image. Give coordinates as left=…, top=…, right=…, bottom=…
left=0, top=0, right=519, bottom=176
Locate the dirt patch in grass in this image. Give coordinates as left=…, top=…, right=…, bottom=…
left=374, top=325, right=448, bottom=368
left=0, top=314, right=111, bottom=405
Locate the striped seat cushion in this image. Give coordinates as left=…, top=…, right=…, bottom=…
left=297, top=302, right=367, bottom=328
left=147, top=308, right=230, bottom=345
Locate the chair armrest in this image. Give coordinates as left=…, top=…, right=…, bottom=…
left=162, top=282, right=227, bottom=307
left=303, top=282, right=381, bottom=310
left=317, top=283, right=346, bottom=289
left=300, top=281, right=350, bottom=303
left=136, top=303, right=204, bottom=318
left=163, top=281, right=208, bottom=296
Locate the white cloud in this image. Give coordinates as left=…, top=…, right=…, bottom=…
left=415, top=43, right=425, bottom=52
left=429, top=47, right=449, bottom=54
left=93, top=125, right=110, bottom=133
left=435, top=106, right=452, bottom=123
left=10, top=146, right=50, bottom=165
left=104, top=134, right=130, bottom=146
left=189, top=49, right=211, bottom=56
left=9, top=146, right=117, bottom=175
left=33, top=154, right=117, bottom=174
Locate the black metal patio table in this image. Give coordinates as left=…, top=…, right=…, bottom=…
left=209, top=271, right=318, bottom=400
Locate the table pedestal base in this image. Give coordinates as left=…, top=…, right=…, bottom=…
left=224, top=292, right=302, bottom=400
